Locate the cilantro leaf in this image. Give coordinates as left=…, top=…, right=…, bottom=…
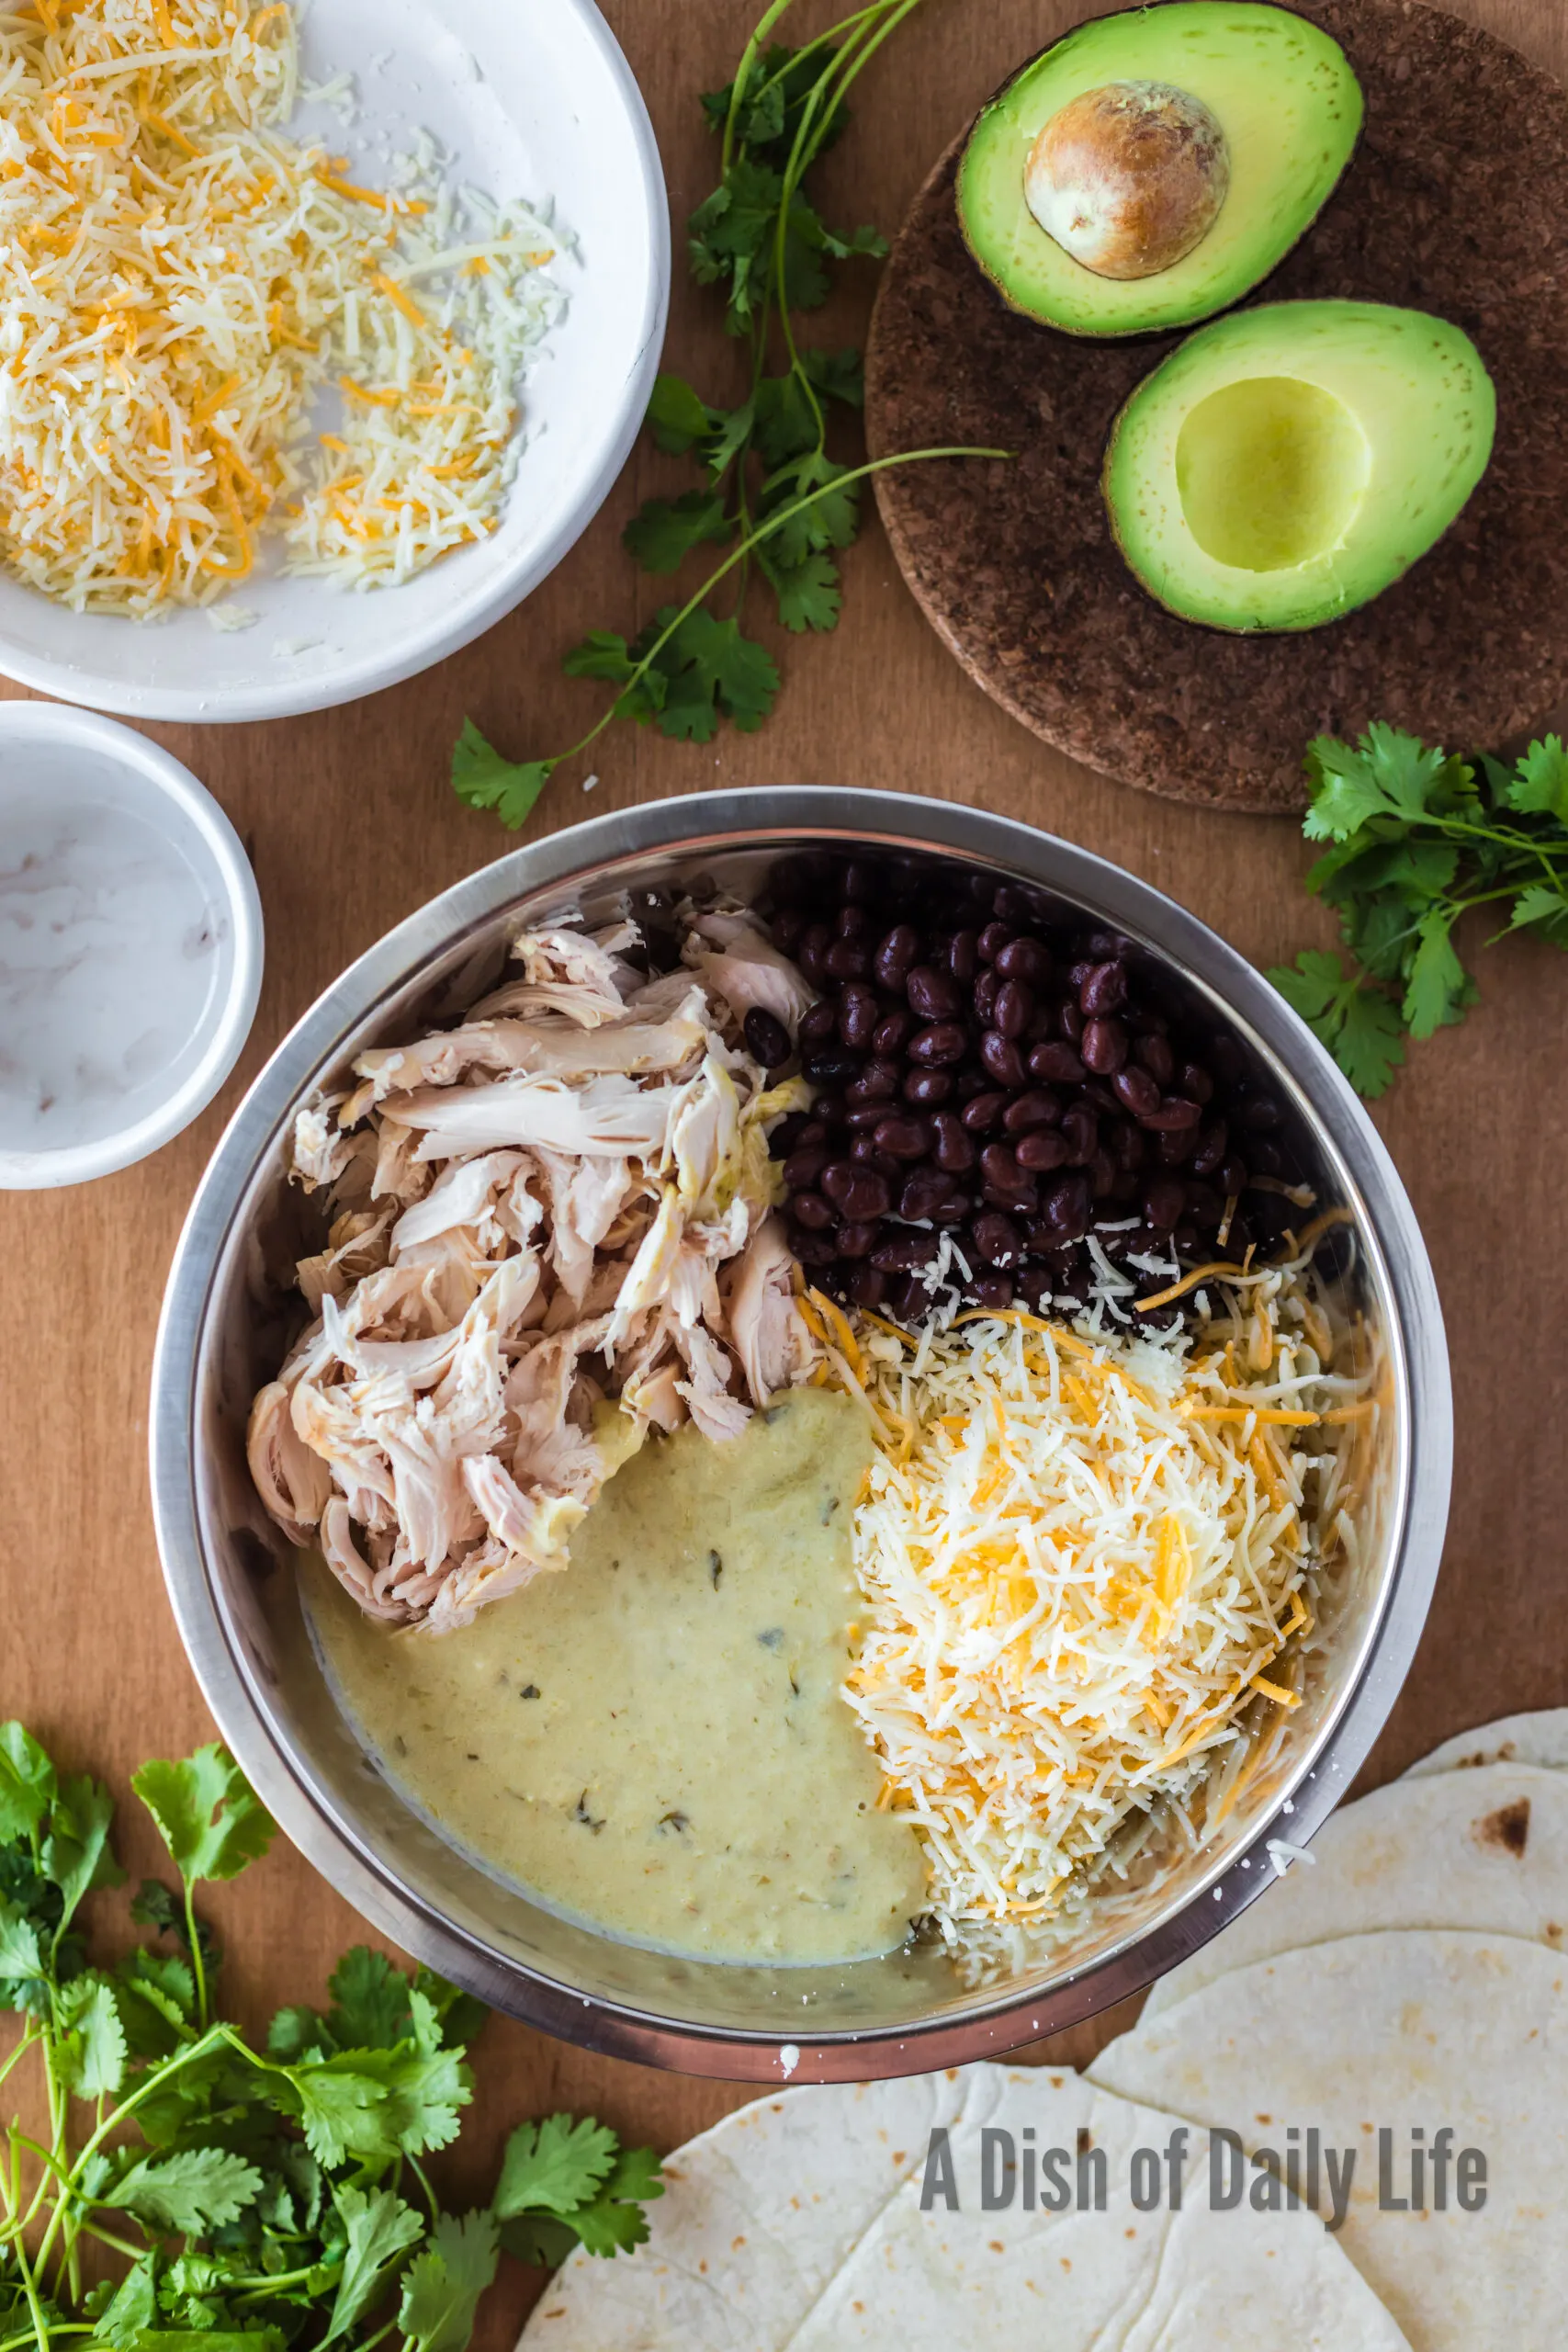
left=322, top=2185, right=424, bottom=2344
left=1506, top=733, right=1568, bottom=823
left=0, top=1904, right=45, bottom=1985
left=623, top=490, right=732, bottom=574
left=326, top=1947, right=413, bottom=2052
left=285, top=2042, right=470, bottom=2165
left=133, top=1748, right=273, bottom=1888
left=450, top=718, right=553, bottom=831
left=0, top=1721, right=56, bottom=1839
left=397, top=2211, right=499, bottom=2352
left=645, top=371, right=721, bottom=457
left=759, top=544, right=841, bottom=633
left=570, top=2145, right=665, bottom=2259
left=1507, top=880, right=1568, bottom=944
left=44, top=1772, right=123, bottom=1923
left=1269, top=950, right=1406, bottom=1099
left=106, top=2147, right=265, bottom=2235
left=98, top=2256, right=158, bottom=2350
left=412, top=1967, right=488, bottom=2052
left=1403, top=908, right=1470, bottom=1039
left=494, top=2115, right=618, bottom=2220
left=496, top=2212, right=581, bottom=2271
left=55, top=1972, right=128, bottom=2099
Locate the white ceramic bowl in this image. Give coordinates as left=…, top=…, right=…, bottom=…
left=0, top=705, right=263, bottom=1188
left=0, top=0, right=669, bottom=723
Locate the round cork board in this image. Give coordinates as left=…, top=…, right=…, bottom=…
left=865, top=0, right=1568, bottom=812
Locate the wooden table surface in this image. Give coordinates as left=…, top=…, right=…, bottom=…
left=5, top=0, right=1565, bottom=2338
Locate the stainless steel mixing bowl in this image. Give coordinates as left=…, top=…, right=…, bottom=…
left=151, top=789, right=1451, bottom=2082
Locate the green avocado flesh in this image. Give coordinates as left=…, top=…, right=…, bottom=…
left=956, top=2, right=1362, bottom=336
left=1102, top=300, right=1496, bottom=632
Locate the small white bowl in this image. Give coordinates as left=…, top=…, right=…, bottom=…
left=0, top=705, right=264, bottom=1189
left=0, top=0, right=670, bottom=723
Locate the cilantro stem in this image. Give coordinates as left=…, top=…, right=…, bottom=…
left=0, top=2026, right=39, bottom=2095
left=719, top=0, right=797, bottom=175
left=546, top=443, right=1004, bottom=780
left=183, top=1876, right=209, bottom=2030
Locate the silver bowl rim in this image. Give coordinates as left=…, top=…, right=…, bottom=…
left=151, top=786, right=1452, bottom=2081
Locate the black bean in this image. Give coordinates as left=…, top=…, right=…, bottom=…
left=932, top=1114, right=976, bottom=1173
left=873, top=1114, right=932, bottom=1161
left=978, top=1030, right=1026, bottom=1087
left=972, top=1273, right=1015, bottom=1309
left=1134, top=1032, right=1175, bottom=1086
left=961, top=1090, right=1008, bottom=1133
left=769, top=1111, right=809, bottom=1159
left=799, top=1001, right=837, bottom=1044
left=1081, top=962, right=1128, bottom=1016
left=908, top=1021, right=967, bottom=1065
left=871, top=1231, right=936, bottom=1272
left=1238, top=1094, right=1281, bottom=1132
left=842, top=1263, right=886, bottom=1308
left=840, top=860, right=878, bottom=904
left=1109, top=1119, right=1146, bottom=1170
left=973, top=967, right=1000, bottom=1023
left=1156, top=1126, right=1197, bottom=1166
left=1217, top=1156, right=1250, bottom=1198
left=834, top=1218, right=881, bottom=1259
left=949, top=929, right=980, bottom=982
left=797, top=922, right=832, bottom=985
left=824, top=938, right=871, bottom=983
left=783, top=1146, right=830, bottom=1191
left=1144, top=1175, right=1185, bottom=1229
left=843, top=1102, right=888, bottom=1131
left=1014, top=1266, right=1055, bottom=1312
left=850, top=1141, right=901, bottom=1183
left=1143, top=1095, right=1202, bottom=1132
left=1089, top=1148, right=1117, bottom=1199
left=791, top=1225, right=838, bottom=1266
left=843, top=1057, right=899, bottom=1104
left=1042, top=1174, right=1091, bottom=1240
left=838, top=983, right=879, bottom=1050
left=1003, top=1089, right=1061, bottom=1134
left=1111, top=1065, right=1160, bottom=1119
left=1190, top=1121, right=1227, bottom=1178
left=770, top=907, right=806, bottom=954
left=993, top=977, right=1033, bottom=1038
left=827, top=1164, right=893, bottom=1220
left=1062, top=1103, right=1098, bottom=1162
left=873, top=1009, right=913, bottom=1055
left=836, top=902, right=872, bottom=939
left=995, top=936, right=1052, bottom=984
left=1016, top=1127, right=1070, bottom=1172
left=1081, top=1016, right=1129, bottom=1075
left=900, top=1169, right=954, bottom=1221
left=907, top=964, right=964, bottom=1021
left=1060, top=1000, right=1086, bottom=1044
left=804, top=1048, right=862, bottom=1087
left=1248, top=1137, right=1284, bottom=1177
left=982, top=1177, right=1038, bottom=1215
left=874, top=923, right=920, bottom=989
left=979, top=1141, right=1029, bottom=1193
left=793, top=1191, right=834, bottom=1231
left=1030, top=1039, right=1085, bottom=1085
left=741, top=1004, right=793, bottom=1069
left=977, top=922, right=1012, bottom=963
left=903, top=1067, right=953, bottom=1105
left=972, top=1212, right=1024, bottom=1267
left=954, top=1068, right=991, bottom=1102
left=1183, top=1182, right=1224, bottom=1227
left=1179, top=1064, right=1213, bottom=1107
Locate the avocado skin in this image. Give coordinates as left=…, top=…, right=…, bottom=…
left=956, top=2, right=1364, bottom=340
left=1100, top=299, right=1497, bottom=635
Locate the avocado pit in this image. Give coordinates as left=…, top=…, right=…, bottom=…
left=1023, top=80, right=1230, bottom=280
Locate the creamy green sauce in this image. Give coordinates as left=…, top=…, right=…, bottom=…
left=304, top=1387, right=927, bottom=1964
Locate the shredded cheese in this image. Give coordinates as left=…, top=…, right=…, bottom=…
left=838, top=1266, right=1370, bottom=1984
left=0, top=0, right=567, bottom=613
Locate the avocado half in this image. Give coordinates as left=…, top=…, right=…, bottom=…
left=1102, top=300, right=1496, bottom=633
left=957, top=2, right=1362, bottom=338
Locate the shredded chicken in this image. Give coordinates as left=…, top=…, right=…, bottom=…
left=247, top=911, right=821, bottom=1630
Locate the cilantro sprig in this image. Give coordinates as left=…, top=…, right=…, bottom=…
left=1269, top=724, right=1568, bottom=1096
left=453, top=0, right=1005, bottom=826
left=0, top=1728, right=660, bottom=2352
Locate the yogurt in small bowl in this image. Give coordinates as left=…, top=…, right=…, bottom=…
left=0, top=705, right=263, bottom=1189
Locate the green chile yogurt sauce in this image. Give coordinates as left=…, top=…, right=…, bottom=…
left=305, top=1388, right=927, bottom=1965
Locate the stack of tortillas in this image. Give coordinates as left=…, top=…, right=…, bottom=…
left=520, top=1712, right=1568, bottom=2351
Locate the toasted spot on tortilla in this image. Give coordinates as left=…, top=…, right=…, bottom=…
left=1473, top=1796, right=1531, bottom=1857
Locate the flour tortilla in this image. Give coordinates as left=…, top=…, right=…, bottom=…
left=1143, top=1762, right=1568, bottom=2018
left=520, top=2064, right=1408, bottom=2350
left=1090, top=1930, right=1568, bottom=2350
left=1404, top=1707, right=1568, bottom=1780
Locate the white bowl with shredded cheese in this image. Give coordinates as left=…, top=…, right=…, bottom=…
left=0, top=0, right=668, bottom=719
